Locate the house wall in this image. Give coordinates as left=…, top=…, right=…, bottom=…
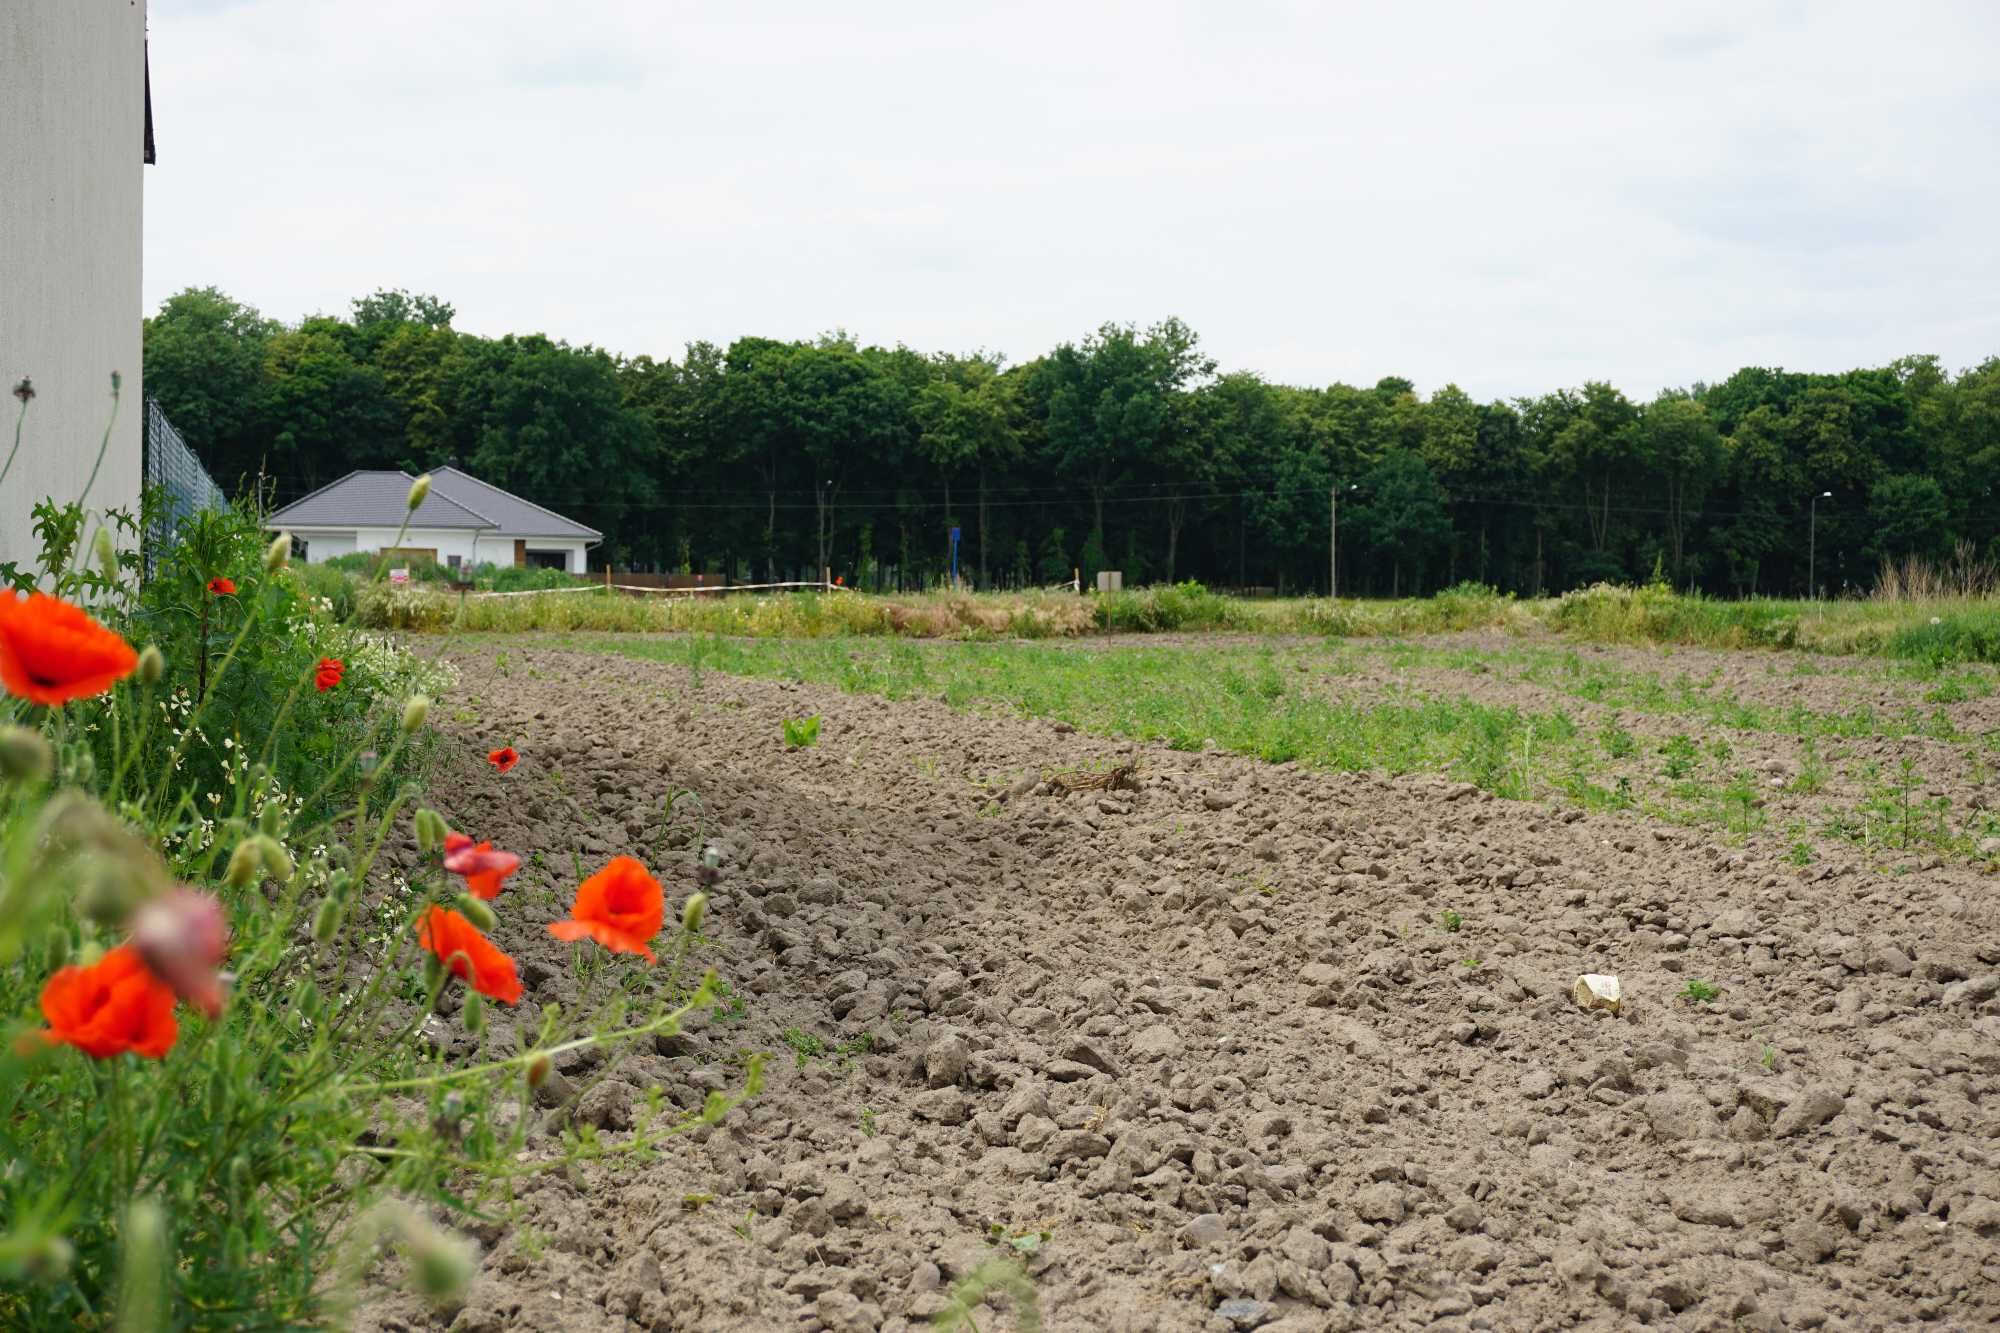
left=277, top=527, right=589, bottom=572
left=0, top=1, right=146, bottom=573
left=473, top=534, right=588, bottom=572
left=281, top=526, right=480, bottom=566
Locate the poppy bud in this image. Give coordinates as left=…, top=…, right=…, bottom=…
left=20, top=1234, right=72, bottom=1282
left=138, top=644, right=164, bottom=685
left=228, top=1155, right=251, bottom=1195
left=414, top=808, right=446, bottom=853
left=70, top=750, right=94, bottom=786
left=402, top=695, right=430, bottom=734
left=118, top=1198, right=167, bottom=1331
left=681, top=892, right=707, bottom=934
left=0, top=726, right=53, bottom=782
left=525, top=1052, right=552, bottom=1089
left=76, top=854, right=153, bottom=928
left=93, top=528, right=118, bottom=577
left=462, top=991, right=485, bottom=1035
left=407, top=474, right=433, bottom=511
left=327, top=867, right=353, bottom=897
left=256, top=836, right=293, bottom=883
left=224, top=840, right=261, bottom=888
left=264, top=533, right=290, bottom=571
left=311, top=897, right=343, bottom=943
left=455, top=894, right=497, bottom=933
left=423, top=953, right=447, bottom=991
left=404, top=1219, right=476, bottom=1305
left=256, top=802, right=284, bottom=838
left=293, top=976, right=321, bottom=1020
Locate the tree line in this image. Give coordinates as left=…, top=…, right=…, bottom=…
left=143, top=285, right=2000, bottom=597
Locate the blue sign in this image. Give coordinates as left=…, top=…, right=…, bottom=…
left=949, top=526, right=961, bottom=583
left=950, top=526, right=961, bottom=542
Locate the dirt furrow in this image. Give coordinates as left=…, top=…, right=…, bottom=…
left=363, top=644, right=2000, bottom=1333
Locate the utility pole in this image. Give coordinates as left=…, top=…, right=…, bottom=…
left=1330, top=483, right=1355, bottom=598
left=1808, top=490, right=1831, bottom=599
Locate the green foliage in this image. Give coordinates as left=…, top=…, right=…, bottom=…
left=1887, top=611, right=2000, bottom=665
left=782, top=715, right=822, bottom=749
left=1680, top=979, right=1721, bottom=1004
left=145, top=280, right=2000, bottom=601
left=0, top=494, right=753, bottom=1325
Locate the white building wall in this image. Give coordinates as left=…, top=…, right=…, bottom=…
left=0, top=1, right=146, bottom=573
left=350, top=526, right=482, bottom=568
left=287, top=530, right=356, bottom=561
left=471, top=534, right=589, bottom=572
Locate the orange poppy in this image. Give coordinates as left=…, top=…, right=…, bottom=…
left=314, top=657, right=344, bottom=692
left=206, top=577, right=237, bottom=597
left=0, top=591, right=139, bottom=706
left=39, top=944, right=179, bottom=1059
left=487, top=746, right=519, bottom=773
left=416, top=906, right=522, bottom=1004
left=548, top=856, right=665, bottom=963
left=443, top=831, right=521, bottom=901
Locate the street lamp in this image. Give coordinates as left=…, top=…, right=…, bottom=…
left=1330, top=483, right=1357, bottom=599
left=1808, top=491, right=1832, bottom=600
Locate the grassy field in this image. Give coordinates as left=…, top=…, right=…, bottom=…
left=362, top=577, right=2000, bottom=664
left=516, top=631, right=2000, bottom=862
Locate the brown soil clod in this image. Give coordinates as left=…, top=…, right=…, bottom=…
left=1048, top=762, right=1139, bottom=795
left=358, top=639, right=2000, bottom=1333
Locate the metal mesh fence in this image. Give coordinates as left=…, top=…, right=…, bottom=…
left=143, top=398, right=226, bottom=555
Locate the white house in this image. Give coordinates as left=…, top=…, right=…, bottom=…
left=267, top=466, right=600, bottom=573
left=0, top=2, right=150, bottom=571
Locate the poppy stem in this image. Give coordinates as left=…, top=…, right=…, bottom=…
left=345, top=971, right=719, bottom=1095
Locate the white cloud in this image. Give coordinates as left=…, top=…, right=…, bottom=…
left=145, top=0, right=2000, bottom=399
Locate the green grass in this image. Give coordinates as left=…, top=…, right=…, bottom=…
left=586, top=634, right=1595, bottom=798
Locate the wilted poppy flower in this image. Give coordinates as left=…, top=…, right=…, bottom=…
left=0, top=591, right=139, bottom=706
left=314, top=657, right=344, bottom=692
left=443, top=831, right=521, bottom=901
left=487, top=747, right=519, bottom=773
left=416, top=907, right=522, bottom=1004
left=39, top=944, right=178, bottom=1059
left=548, top=856, right=665, bottom=963
left=206, top=577, right=237, bottom=597
left=130, top=887, right=231, bottom=1019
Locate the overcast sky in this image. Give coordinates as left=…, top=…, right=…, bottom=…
left=146, top=1, right=2000, bottom=401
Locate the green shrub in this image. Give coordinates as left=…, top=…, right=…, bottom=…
left=1886, top=611, right=2000, bottom=665
left=1094, top=580, right=1243, bottom=633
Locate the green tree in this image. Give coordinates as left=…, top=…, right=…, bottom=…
left=141, top=287, right=279, bottom=492
left=1638, top=393, right=1724, bottom=581
left=1348, top=451, right=1453, bottom=595
left=1868, top=473, right=1949, bottom=563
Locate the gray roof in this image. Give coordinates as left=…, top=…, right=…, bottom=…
left=428, top=466, right=600, bottom=539
left=267, top=468, right=599, bottom=540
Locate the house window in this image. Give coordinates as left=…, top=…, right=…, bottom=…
left=524, top=549, right=568, bottom=571
left=291, top=536, right=308, bottom=560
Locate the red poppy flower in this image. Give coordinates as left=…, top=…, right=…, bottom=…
left=548, top=856, right=665, bottom=963
left=38, top=944, right=179, bottom=1059
left=487, top=746, right=519, bottom=773
left=0, top=591, right=139, bottom=706
left=314, top=657, right=344, bottom=692
left=443, top=831, right=521, bottom=901
left=206, top=577, right=237, bottom=597
left=416, top=907, right=523, bottom=1005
